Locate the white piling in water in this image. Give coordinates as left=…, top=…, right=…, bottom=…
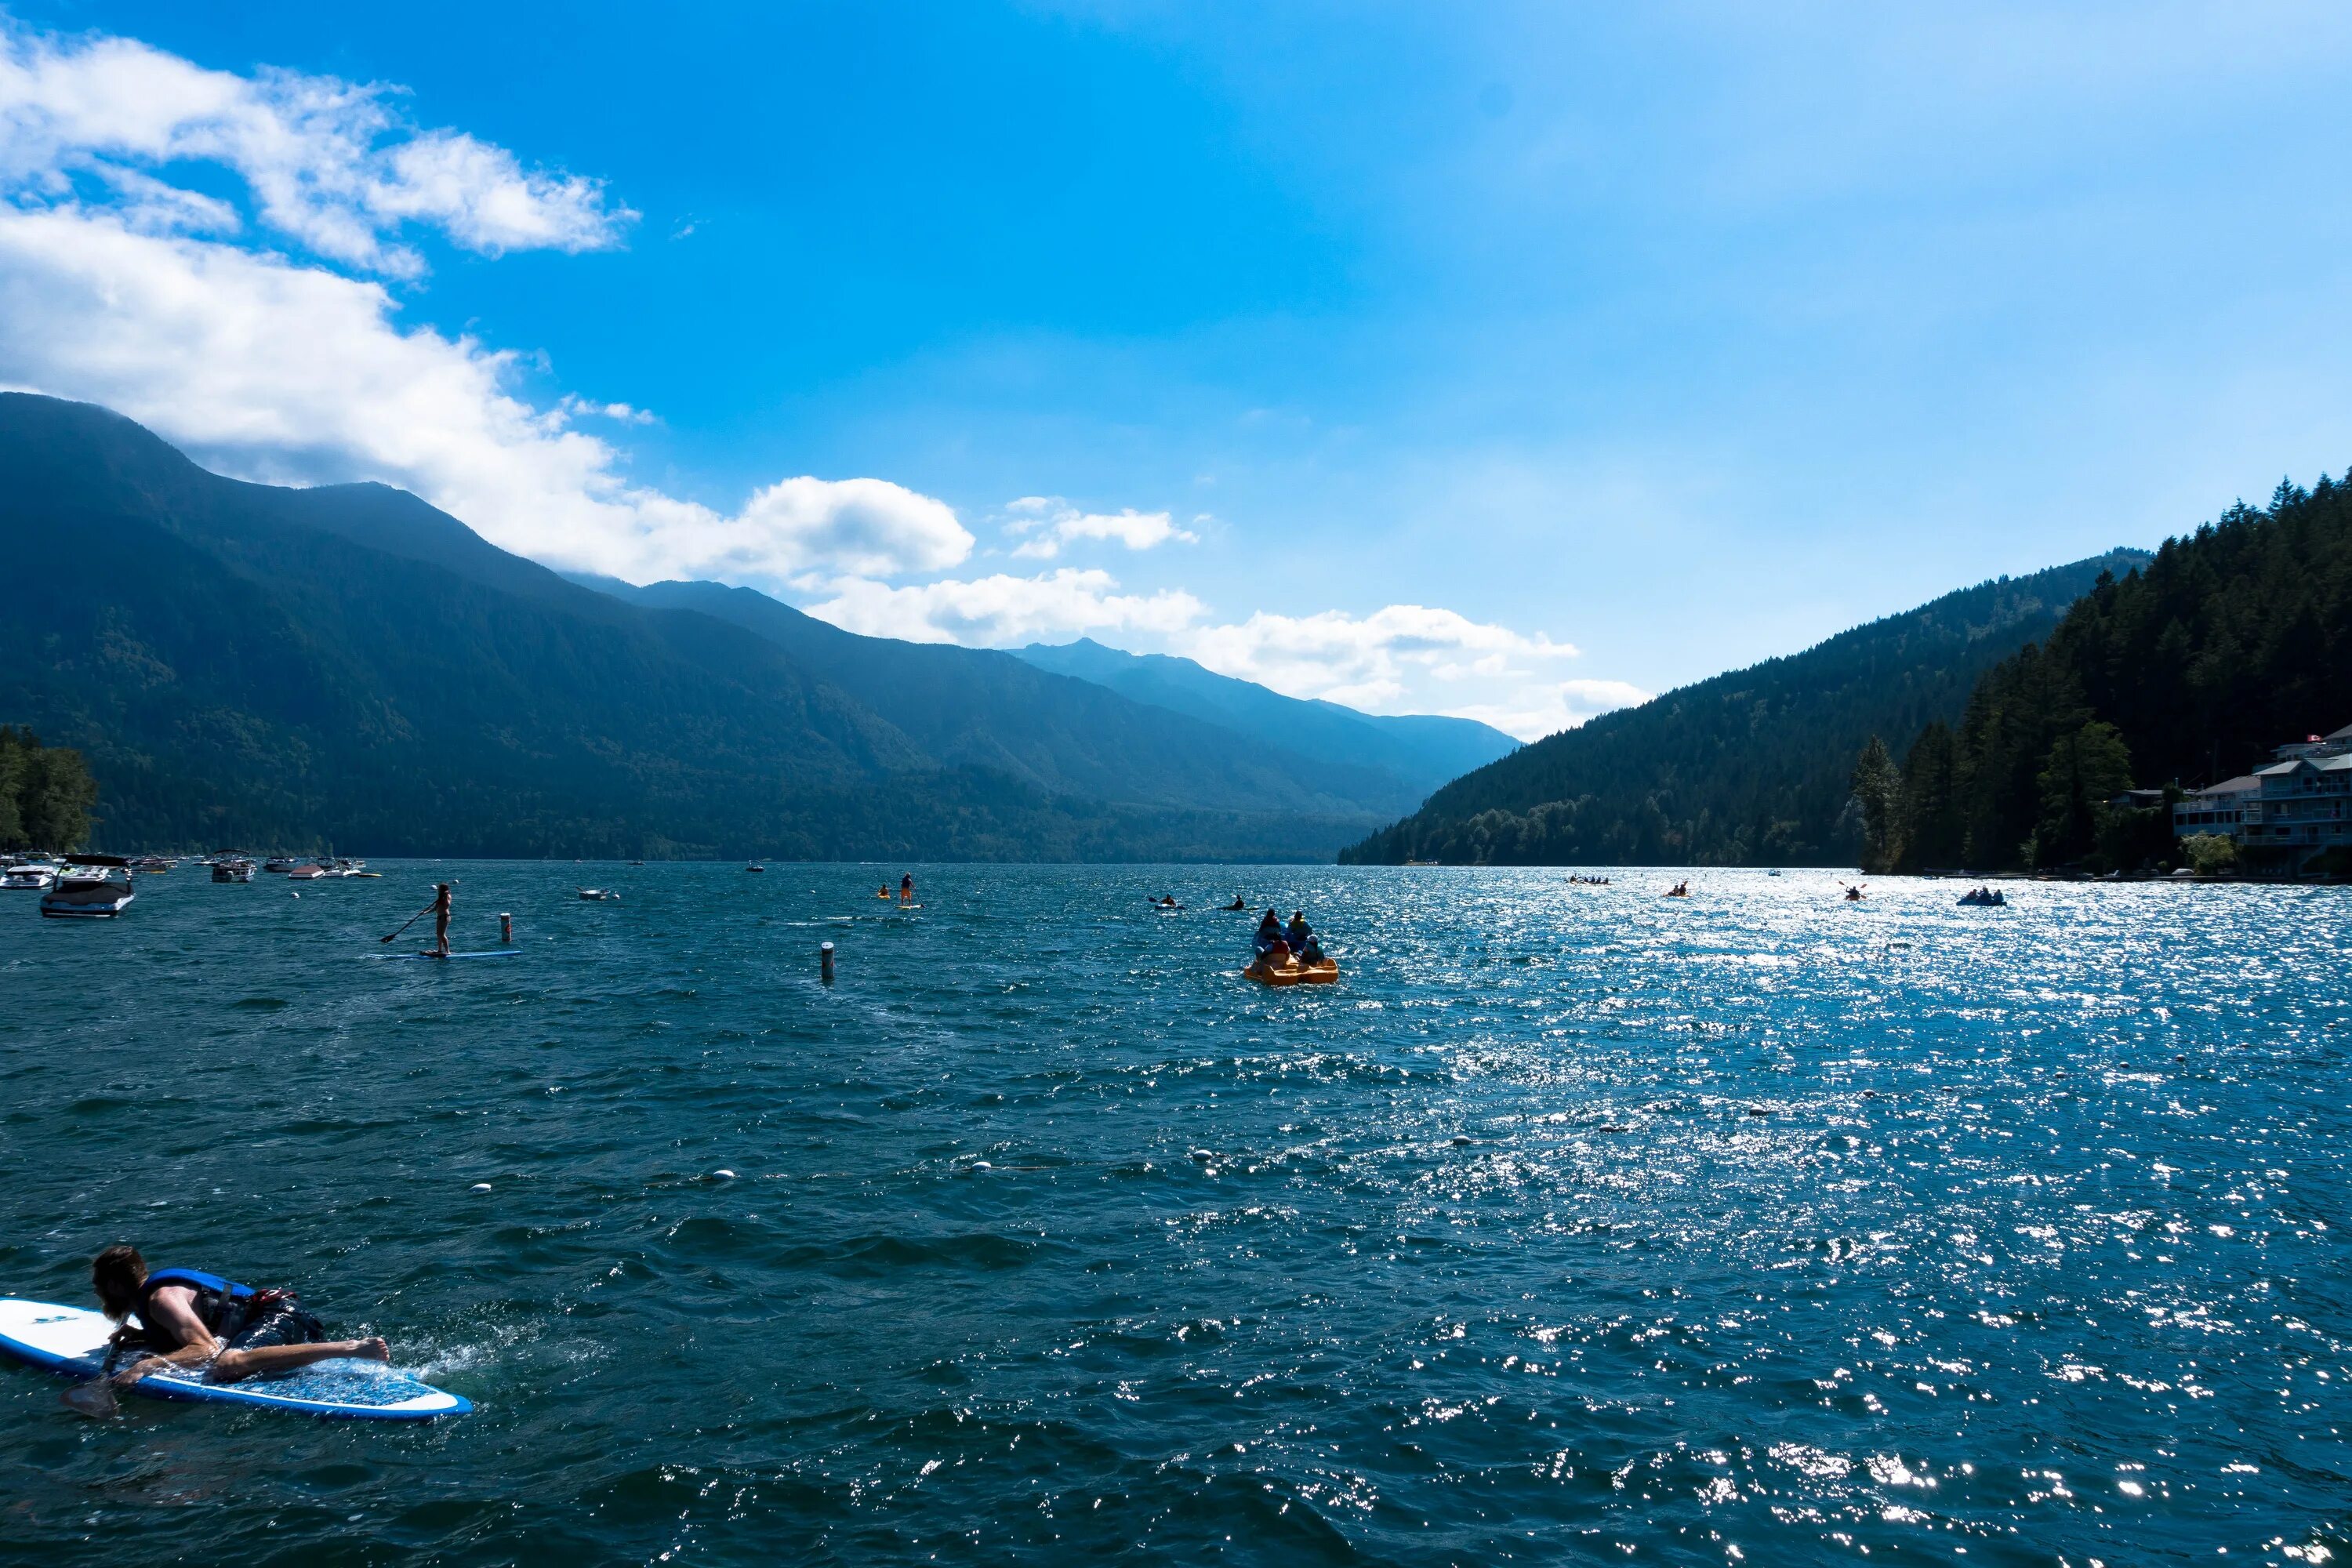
left=820, top=941, right=835, bottom=983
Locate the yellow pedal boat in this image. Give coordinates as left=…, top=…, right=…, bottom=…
left=1244, top=956, right=1340, bottom=986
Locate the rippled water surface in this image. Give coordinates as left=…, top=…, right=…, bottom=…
left=2, top=864, right=2347, bottom=1565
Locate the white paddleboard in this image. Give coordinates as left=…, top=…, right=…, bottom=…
left=0, top=1298, right=470, bottom=1420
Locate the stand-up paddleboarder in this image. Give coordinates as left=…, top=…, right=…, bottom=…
left=432, top=882, right=452, bottom=955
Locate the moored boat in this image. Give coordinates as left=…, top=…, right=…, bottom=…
left=38, top=856, right=136, bottom=918
left=286, top=862, right=329, bottom=880
left=212, top=857, right=256, bottom=883
left=2, top=859, right=60, bottom=891
left=263, top=856, right=300, bottom=874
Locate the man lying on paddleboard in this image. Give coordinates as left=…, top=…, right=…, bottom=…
left=91, top=1245, right=388, bottom=1388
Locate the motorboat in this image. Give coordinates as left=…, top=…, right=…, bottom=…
left=39, top=856, right=136, bottom=918
left=128, top=855, right=172, bottom=874
left=212, top=857, right=256, bottom=883
left=328, top=857, right=376, bottom=877
left=2, top=859, right=59, bottom=891
left=578, top=887, right=619, bottom=901
left=263, top=856, right=301, bottom=874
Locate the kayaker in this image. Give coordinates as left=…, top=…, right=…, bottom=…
left=90, top=1245, right=389, bottom=1388
left=1224, top=895, right=1247, bottom=911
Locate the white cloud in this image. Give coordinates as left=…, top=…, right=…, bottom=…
left=1173, top=604, right=1630, bottom=740
left=0, top=204, right=967, bottom=584
left=805, top=568, right=1203, bottom=645
left=1443, top=679, right=1653, bottom=743
left=1003, top=495, right=1196, bottom=559
left=0, top=23, right=631, bottom=275
left=1181, top=604, right=1576, bottom=699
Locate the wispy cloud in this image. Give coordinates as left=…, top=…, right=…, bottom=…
left=804, top=568, right=1202, bottom=645
left=0, top=25, right=632, bottom=276
left=1002, top=495, right=1198, bottom=560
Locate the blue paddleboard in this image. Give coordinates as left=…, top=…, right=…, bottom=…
left=386, top=949, right=519, bottom=960
left=0, top=1298, right=471, bottom=1420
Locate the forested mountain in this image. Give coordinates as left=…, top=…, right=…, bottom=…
left=575, top=579, right=1431, bottom=819
left=1340, top=550, right=2145, bottom=866
left=1871, top=476, right=2352, bottom=873
left=0, top=394, right=1439, bottom=859
left=1013, top=638, right=1519, bottom=800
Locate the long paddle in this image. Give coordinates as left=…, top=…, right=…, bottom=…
left=379, top=891, right=443, bottom=945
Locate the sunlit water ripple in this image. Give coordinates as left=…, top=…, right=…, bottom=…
left=1, top=864, right=2345, bottom=1564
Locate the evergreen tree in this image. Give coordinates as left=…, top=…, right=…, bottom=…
left=2034, top=720, right=2133, bottom=866
left=1849, top=735, right=1902, bottom=872
left=1893, top=721, right=1963, bottom=870
left=0, top=727, right=99, bottom=851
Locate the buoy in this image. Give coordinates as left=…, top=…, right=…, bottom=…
left=713, top=1169, right=736, bottom=1181
left=1450, top=1135, right=1472, bottom=1146
left=290, top=891, right=299, bottom=898
left=971, top=1161, right=992, bottom=1171
left=1189, top=1149, right=1213, bottom=1162
left=469, top=1182, right=492, bottom=1193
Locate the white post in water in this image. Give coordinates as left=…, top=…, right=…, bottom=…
left=820, top=941, right=836, bottom=984
left=499, top=913, right=513, bottom=945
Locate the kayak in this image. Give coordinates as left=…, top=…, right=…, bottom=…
left=1244, top=956, right=1339, bottom=986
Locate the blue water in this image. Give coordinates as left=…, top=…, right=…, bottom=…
left=2, top=864, right=2346, bottom=1564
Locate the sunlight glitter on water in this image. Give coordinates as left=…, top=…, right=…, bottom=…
left=0, top=865, right=2346, bottom=1563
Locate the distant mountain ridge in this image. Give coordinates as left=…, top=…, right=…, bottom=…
left=1011, top=639, right=1519, bottom=800
left=1341, top=550, right=2150, bottom=867
left=0, top=393, right=1483, bottom=859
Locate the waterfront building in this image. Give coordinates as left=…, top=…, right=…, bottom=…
left=2172, top=721, right=2352, bottom=867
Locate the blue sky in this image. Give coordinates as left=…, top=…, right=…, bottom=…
left=5, top=3, right=2350, bottom=736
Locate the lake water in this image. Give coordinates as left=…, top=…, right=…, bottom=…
left=2, top=864, right=2346, bottom=1565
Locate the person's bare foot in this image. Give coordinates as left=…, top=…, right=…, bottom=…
left=346, top=1337, right=390, bottom=1362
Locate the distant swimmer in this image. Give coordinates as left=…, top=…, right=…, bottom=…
left=90, top=1245, right=389, bottom=1390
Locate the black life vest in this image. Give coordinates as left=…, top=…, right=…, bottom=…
left=133, top=1267, right=257, bottom=1348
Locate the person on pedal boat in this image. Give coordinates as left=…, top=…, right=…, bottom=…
left=91, top=1245, right=388, bottom=1388
left=1285, top=910, right=1313, bottom=950
left=1254, top=909, right=1289, bottom=959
